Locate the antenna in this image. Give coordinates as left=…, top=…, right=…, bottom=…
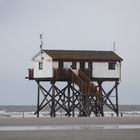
left=39, top=34, right=44, bottom=59
left=113, top=41, right=116, bottom=52
left=40, top=33, right=43, bottom=52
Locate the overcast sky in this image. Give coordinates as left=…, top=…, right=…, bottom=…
left=0, top=0, right=140, bottom=105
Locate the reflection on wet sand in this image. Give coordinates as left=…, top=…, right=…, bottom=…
left=0, top=124, right=140, bottom=131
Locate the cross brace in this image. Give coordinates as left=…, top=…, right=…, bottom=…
left=35, top=80, right=119, bottom=117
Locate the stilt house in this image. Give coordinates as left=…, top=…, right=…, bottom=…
left=26, top=49, right=123, bottom=117
left=28, top=49, right=122, bottom=80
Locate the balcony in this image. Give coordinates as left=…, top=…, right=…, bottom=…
left=27, top=69, right=34, bottom=80
left=53, top=68, right=70, bottom=80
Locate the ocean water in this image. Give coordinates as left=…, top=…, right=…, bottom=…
left=0, top=105, right=140, bottom=118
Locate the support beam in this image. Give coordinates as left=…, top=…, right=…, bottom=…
left=67, top=82, right=71, bottom=117
left=37, top=81, right=40, bottom=118
left=100, top=80, right=119, bottom=116
left=51, top=81, right=56, bottom=117
left=34, top=79, right=120, bottom=117
left=115, top=80, right=119, bottom=116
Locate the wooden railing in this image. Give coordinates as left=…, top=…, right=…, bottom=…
left=28, top=69, right=34, bottom=79
left=53, top=69, right=87, bottom=93
left=53, top=68, right=99, bottom=96
left=53, top=68, right=70, bottom=80
left=79, top=69, right=91, bottom=85
left=79, top=69, right=97, bottom=94
left=70, top=69, right=88, bottom=94
left=80, top=69, right=92, bottom=79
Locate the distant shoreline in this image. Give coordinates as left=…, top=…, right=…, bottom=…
left=0, top=105, right=140, bottom=118
left=0, top=105, right=140, bottom=111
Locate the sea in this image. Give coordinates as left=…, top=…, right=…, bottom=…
left=0, top=105, right=140, bottom=118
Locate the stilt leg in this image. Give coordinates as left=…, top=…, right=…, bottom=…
left=51, top=81, right=56, bottom=117
left=115, top=81, right=119, bottom=116
left=37, top=81, right=40, bottom=118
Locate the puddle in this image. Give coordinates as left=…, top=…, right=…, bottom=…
left=0, top=124, right=140, bottom=131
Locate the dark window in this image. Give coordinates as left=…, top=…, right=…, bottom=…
left=39, top=61, right=43, bottom=70
left=71, top=62, right=76, bottom=69
left=108, top=62, right=116, bottom=70
left=59, top=61, right=63, bottom=68
left=80, top=62, right=85, bottom=69
left=88, top=62, right=92, bottom=69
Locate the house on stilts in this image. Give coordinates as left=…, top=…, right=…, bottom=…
left=26, top=49, right=123, bottom=117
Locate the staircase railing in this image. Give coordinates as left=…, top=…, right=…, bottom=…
left=79, top=69, right=97, bottom=94
left=53, top=68, right=99, bottom=96
left=70, top=69, right=88, bottom=94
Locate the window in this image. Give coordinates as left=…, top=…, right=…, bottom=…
left=71, top=62, right=76, bottom=69
left=88, top=62, right=92, bottom=69
left=80, top=62, right=85, bottom=69
left=108, top=62, right=116, bottom=70
left=39, top=61, right=43, bottom=70
left=59, top=61, right=63, bottom=68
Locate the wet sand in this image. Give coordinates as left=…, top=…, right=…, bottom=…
left=0, top=117, right=140, bottom=140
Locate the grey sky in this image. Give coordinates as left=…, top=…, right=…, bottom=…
left=0, top=0, right=140, bottom=105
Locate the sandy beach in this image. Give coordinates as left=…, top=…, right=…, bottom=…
left=0, top=117, right=140, bottom=140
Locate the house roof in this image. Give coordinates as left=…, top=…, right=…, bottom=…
left=43, top=50, right=123, bottom=61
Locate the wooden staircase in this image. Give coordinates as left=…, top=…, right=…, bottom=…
left=70, top=69, right=101, bottom=116
left=79, top=69, right=98, bottom=94
left=54, top=68, right=99, bottom=96
left=70, top=69, right=99, bottom=96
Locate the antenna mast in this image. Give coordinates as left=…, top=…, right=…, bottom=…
left=40, top=33, right=43, bottom=52
left=113, top=41, right=116, bottom=52
left=40, top=34, right=44, bottom=60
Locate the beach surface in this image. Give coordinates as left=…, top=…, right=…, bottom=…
left=0, top=117, right=140, bottom=140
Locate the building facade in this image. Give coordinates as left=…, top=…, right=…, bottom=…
left=30, top=50, right=122, bottom=80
